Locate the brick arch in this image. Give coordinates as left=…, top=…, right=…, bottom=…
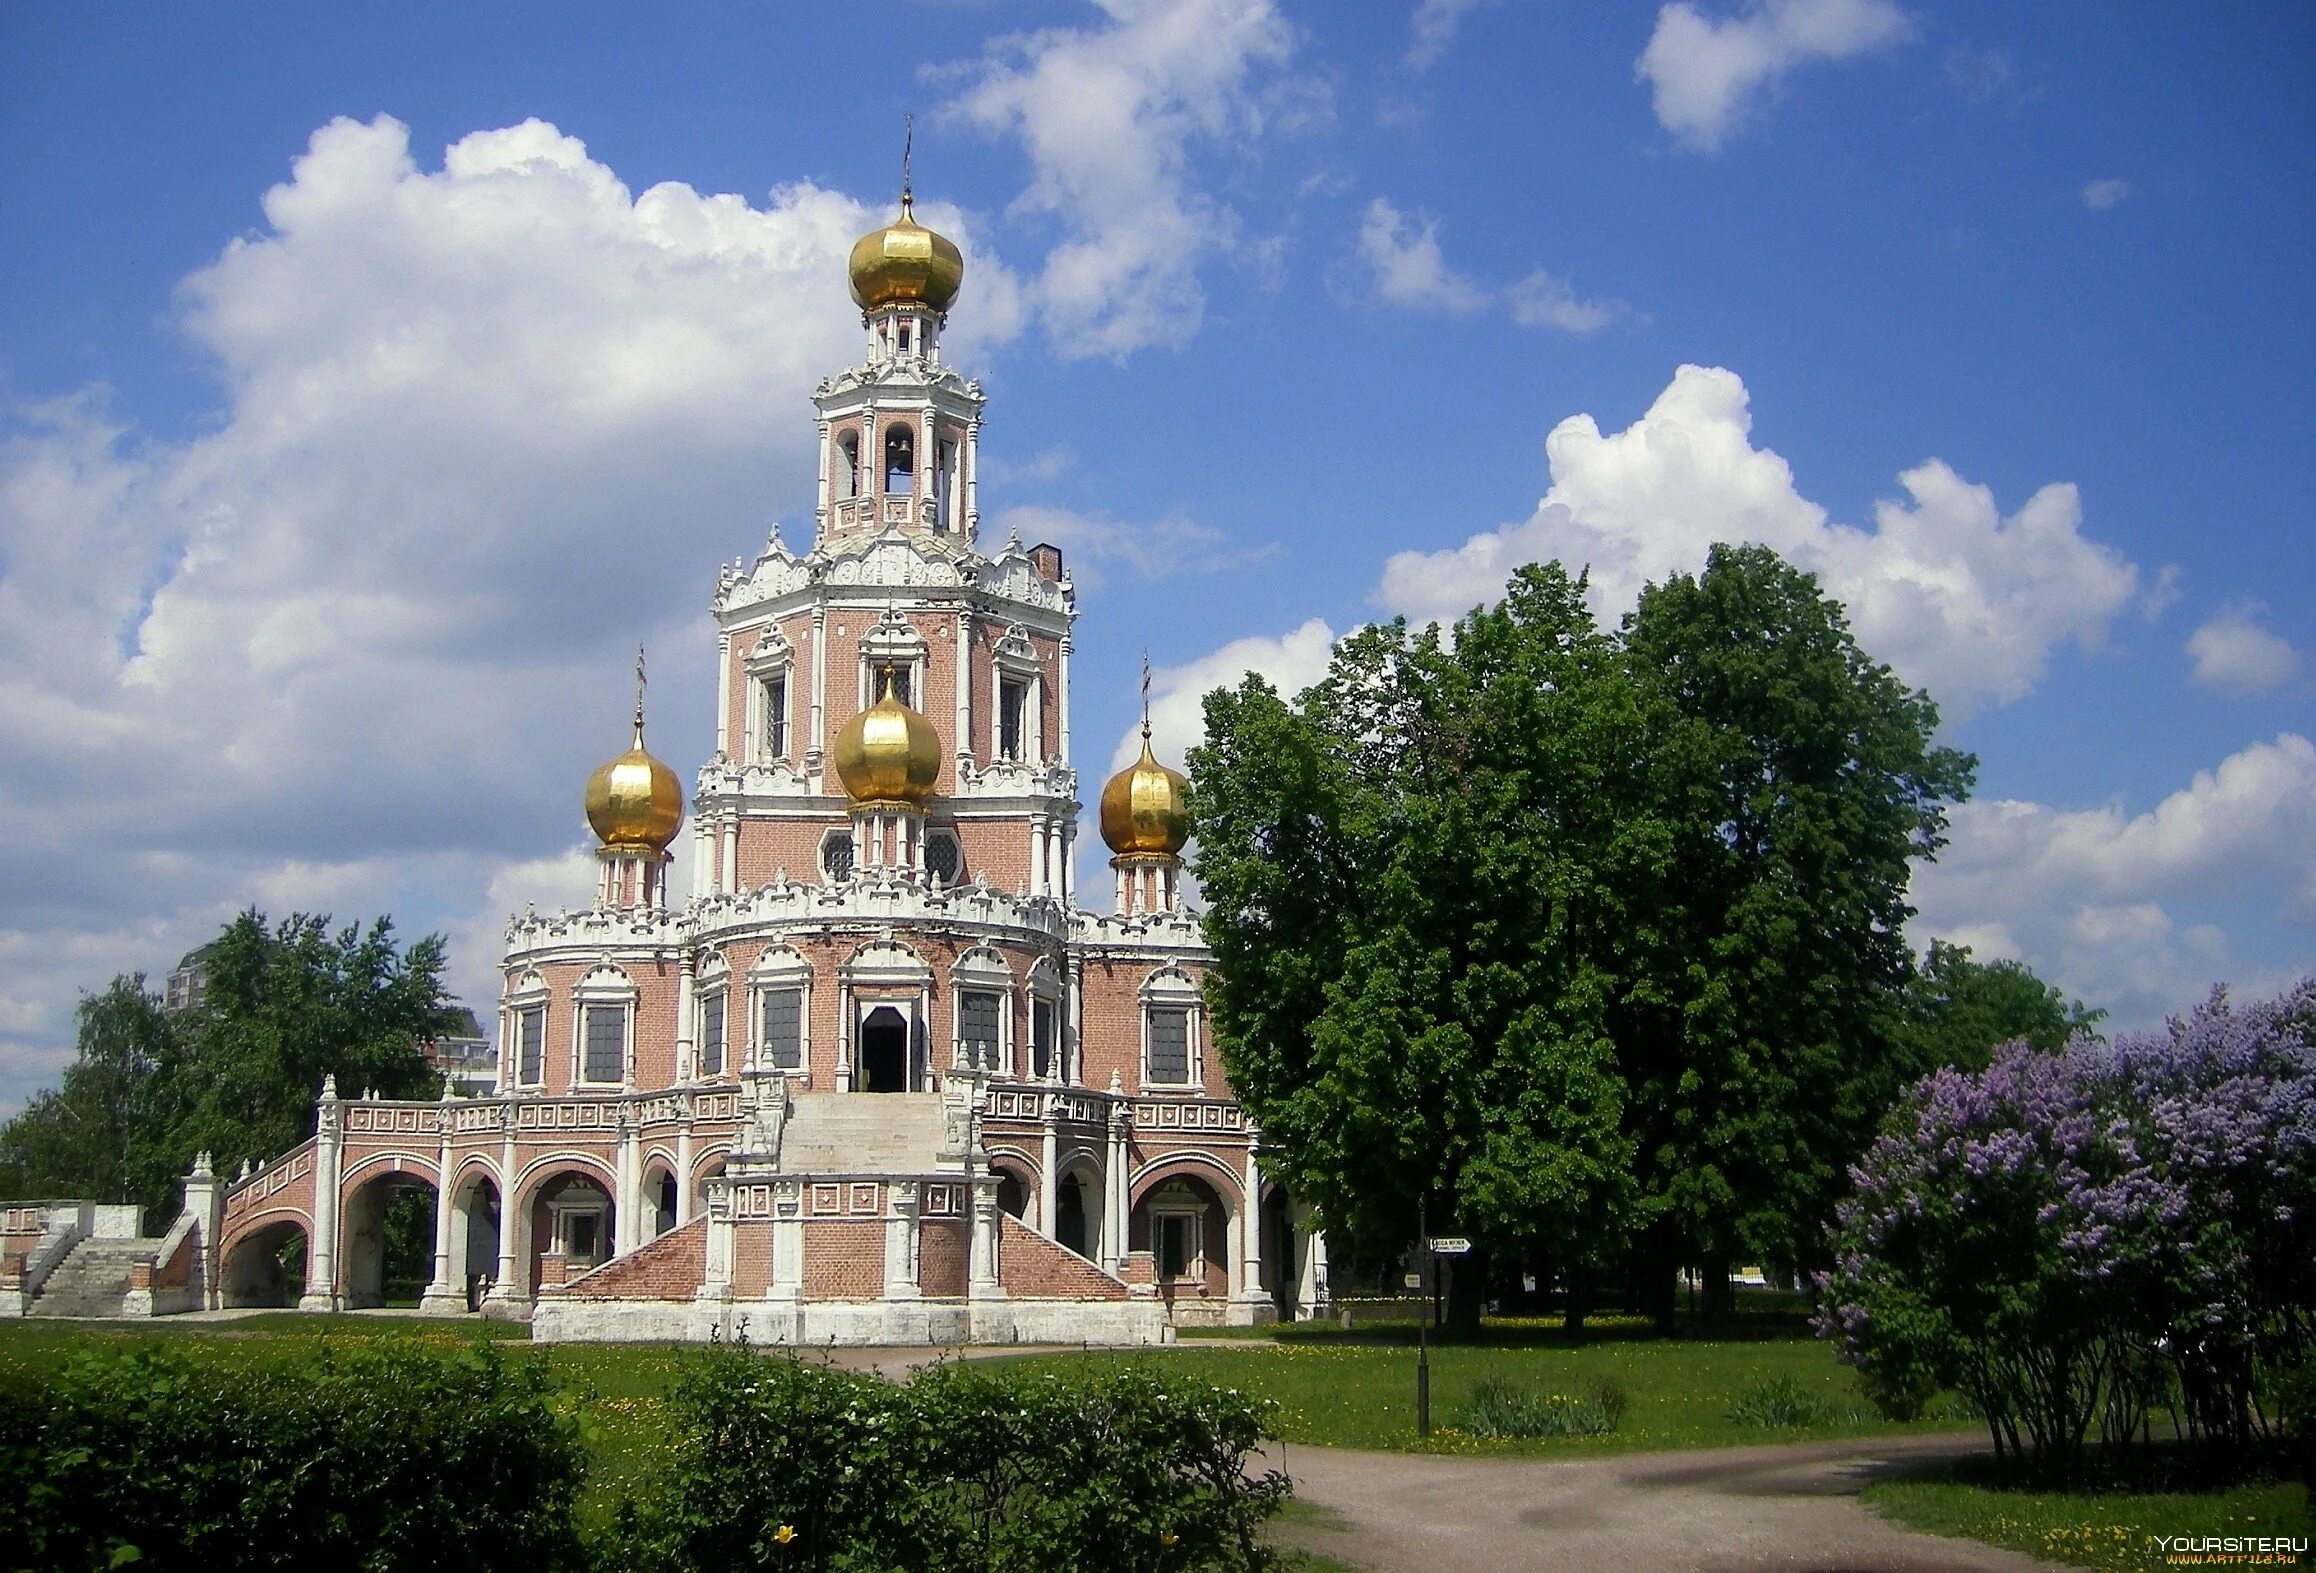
left=218, top=1213, right=310, bottom=1309
left=338, top=1152, right=442, bottom=1191
left=1129, top=1153, right=1243, bottom=1213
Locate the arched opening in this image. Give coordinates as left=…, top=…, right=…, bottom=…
left=859, top=1004, right=909, bottom=1093
left=648, top=1166, right=679, bottom=1238
left=835, top=430, right=860, bottom=500
left=451, top=1171, right=501, bottom=1312
left=883, top=426, right=914, bottom=495
left=1263, top=1183, right=1299, bottom=1321
left=692, top=1156, right=727, bottom=1217
left=221, top=1219, right=308, bottom=1308
left=527, top=1170, right=615, bottom=1294
left=1055, top=1172, right=1093, bottom=1258
left=993, top=1166, right=1029, bottom=1220
left=1131, top=1172, right=1230, bottom=1306
left=342, top=1170, right=438, bottom=1309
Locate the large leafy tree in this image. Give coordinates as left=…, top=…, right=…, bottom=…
left=0, top=910, right=457, bottom=1217
left=1900, top=939, right=2104, bottom=1069
left=1192, top=546, right=1974, bottom=1326
left=1614, top=545, right=1976, bottom=1317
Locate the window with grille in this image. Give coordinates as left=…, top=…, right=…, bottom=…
left=958, top=989, right=1002, bottom=1070
left=1147, top=1006, right=1191, bottom=1084
left=761, top=675, right=788, bottom=759
left=821, top=830, right=854, bottom=882
left=1032, top=999, right=1056, bottom=1079
left=698, top=992, right=725, bottom=1076
left=581, top=1004, right=626, bottom=1084
left=999, top=679, right=1027, bottom=760
left=761, top=988, right=803, bottom=1071
left=925, top=832, right=961, bottom=885
left=1156, top=1212, right=1199, bottom=1282
left=517, top=1007, right=544, bottom=1086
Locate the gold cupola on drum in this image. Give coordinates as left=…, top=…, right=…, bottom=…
left=849, top=184, right=964, bottom=316
left=1100, top=711, right=1190, bottom=916
left=833, top=667, right=943, bottom=881
left=585, top=649, right=684, bottom=913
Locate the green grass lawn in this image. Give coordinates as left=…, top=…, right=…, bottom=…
left=1864, top=1473, right=2310, bottom=1572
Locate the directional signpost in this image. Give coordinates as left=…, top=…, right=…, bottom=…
left=1413, top=1207, right=1476, bottom=1436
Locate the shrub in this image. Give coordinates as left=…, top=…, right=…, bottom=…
left=607, top=1347, right=1290, bottom=1572
left=1816, top=980, right=2316, bottom=1482
left=0, top=1339, right=586, bottom=1572
left=1725, top=1376, right=1827, bottom=1429
left=1457, top=1376, right=1625, bottom=1439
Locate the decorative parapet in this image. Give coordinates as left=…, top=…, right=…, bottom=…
left=1069, top=907, right=1209, bottom=954
left=221, top=1139, right=317, bottom=1224
left=687, top=872, right=1070, bottom=946
left=1130, top=1097, right=1247, bottom=1137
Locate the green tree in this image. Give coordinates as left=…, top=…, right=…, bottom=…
left=0, top=910, right=457, bottom=1217
left=1192, top=565, right=1650, bottom=1315
left=1900, top=939, right=2104, bottom=1068
left=1613, top=545, right=1975, bottom=1321
left=0, top=976, right=174, bottom=1206
left=1192, top=546, right=1974, bottom=1329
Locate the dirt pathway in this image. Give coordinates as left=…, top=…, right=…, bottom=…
left=1272, top=1432, right=2056, bottom=1572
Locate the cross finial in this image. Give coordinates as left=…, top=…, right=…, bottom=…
left=901, top=114, right=914, bottom=214
left=633, top=644, right=648, bottom=740
left=1140, top=650, right=1152, bottom=742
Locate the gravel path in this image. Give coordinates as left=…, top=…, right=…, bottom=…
left=1272, top=1432, right=2058, bottom=1572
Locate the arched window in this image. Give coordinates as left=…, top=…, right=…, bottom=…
left=835, top=431, right=860, bottom=501
left=883, top=426, right=914, bottom=495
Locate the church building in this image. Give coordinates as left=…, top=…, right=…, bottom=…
left=165, top=183, right=1329, bottom=1342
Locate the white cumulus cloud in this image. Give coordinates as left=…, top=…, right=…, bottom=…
left=1374, top=364, right=2140, bottom=719
left=1912, top=734, right=2316, bottom=1024
left=0, top=114, right=1017, bottom=1112
left=1360, top=199, right=1630, bottom=332
left=1637, top=0, right=1916, bottom=152
left=991, top=503, right=1279, bottom=591
left=2081, top=177, right=2134, bottom=211
left=1108, top=618, right=1341, bottom=777
left=2186, top=602, right=2301, bottom=693
left=942, top=0, right=1300, bottom=360
left=1406, top=0, right=1494, bottom=71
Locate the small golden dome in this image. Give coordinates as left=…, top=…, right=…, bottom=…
left=1100, top=734, right=1190, bottom=858
left=847, top=194, right=965, bottom=313
left=833, top=671, right=942, bottom=807
left=585, top=719, right=683, bottom=853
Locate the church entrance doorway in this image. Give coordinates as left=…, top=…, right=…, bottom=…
left=859, top=1004, right=909, bottom=1093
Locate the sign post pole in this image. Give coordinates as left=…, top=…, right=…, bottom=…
left=1415, top=1193, right=1430, bottom=1439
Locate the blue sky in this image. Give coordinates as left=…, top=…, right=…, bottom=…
left=2, top=0, right=2310, bottom=1112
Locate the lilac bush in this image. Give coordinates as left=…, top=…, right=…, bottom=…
left=1815, top=980, right=2315, bottom=1479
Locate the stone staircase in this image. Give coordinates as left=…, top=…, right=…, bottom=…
left=776, top=1092, right=950, bottom=1174
left=28, top=1236, right=159, bottom=1318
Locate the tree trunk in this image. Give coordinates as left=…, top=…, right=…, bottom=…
left=1641, top=1227, right=1678, bottom=1337
left=1446, top=1249, right=1485, bottom=1335
left=1562, top=1264, right=1591, bottom=1336
left=1701, top=1254, right=1736, bottom=1332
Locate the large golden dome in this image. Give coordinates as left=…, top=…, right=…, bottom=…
left=1100, top=734, right=1190, bottom=857
left=585, top=719, right=684, bottom=853
left=848, top=194, right=964, bottom=313
left=833, top=672, right=942, bottom=807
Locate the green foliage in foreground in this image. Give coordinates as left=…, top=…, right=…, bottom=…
left=1458, top=1375, right=1626, bottom=1438
left=0, top=1338, right=587, bottom=1572
left=1865, top=1472, right=2309, bottom=1573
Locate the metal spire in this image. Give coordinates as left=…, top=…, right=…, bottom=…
left=1141, top=651, right=1152, bottom=742
left=901, top=114, right=914, bottom=214
left=633, top=644, right=648, bottom=742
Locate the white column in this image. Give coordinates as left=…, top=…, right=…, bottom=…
left=809, top=606, right=828, bottom=780
left=1038, top=1100, right=1060, bottom=1239
left=953, top=609, right=973, bottom=767
left=697, top=1178, right=733, bottom=1303
left=676, top=951, right=696, bottom=1084
left=722, top=818, right=740, bottom=896
left=1057, top=634, right=1072, bottom=767
left=1241, top=1133, right=1265, bottom=1308
left=488, top=1104, right=520, bottom=1305
left=968, top=1175, right=1003, bottom=1298
left=674, top=1099, right=695, bottom=1228
left=814, top=420, right=831, bottom=539
left=715, top=631, right=733, bottom=757
left=964, top=417, right=981, bottom=541
left=836, top=984, right=855, bottom=1092
left=918, top=406, right=935, bottom=525
left=1062, top=824, right=1076, bottom=904
left=1030, top=819, right=1048, bottom=898
left=298, top=1083, right=344, bottom=1313
left=1067, top=956, right=1085, bottom=1087
left=885, top=1181, right=921, bottom=1299
left=771, top=1180, right=804, bottom=1300
left=421, top=1107, right=459, bottom=1312
left=613, top=1112, right=640, bottom=1256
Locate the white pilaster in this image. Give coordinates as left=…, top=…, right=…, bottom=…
left=298, top=1079, right=344, bottom=1313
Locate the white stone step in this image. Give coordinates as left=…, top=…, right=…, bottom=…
left=777, top=1092, right=948, bottom=1174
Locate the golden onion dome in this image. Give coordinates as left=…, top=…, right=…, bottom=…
left=584, top=717, right=684, bottom=853
left=1100, top=733, right=1190, bottom=858
left=833, top=671, right=942, bottom=807
left=847, top=193, right=964, bottom=313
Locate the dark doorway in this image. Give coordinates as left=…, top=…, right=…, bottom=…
left=1056, top=1174, right=1089, bottom=1258
left=860, top=1005, right=909, bottom=1093
left=1264, top=1185, right=1299, bottom=1320
left=995, top=1170, right=1027, bottom=1219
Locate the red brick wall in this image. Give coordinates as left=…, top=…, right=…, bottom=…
left=917, top=1218, right=968, bottom=1298
left=731, top=1224, right=773, bottom=1298
left=803, top=1219, right=885, bottom=1299
left=551, top=1217, right=707, bottom=1300
left=996, top=1215, right=1126, bottom=1300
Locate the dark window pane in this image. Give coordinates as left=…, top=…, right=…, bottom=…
left=959, top=989, right=1001, bottom=1069
left=699, top=993, right=725, bottom=1076
left=518, top=1008, right=544, bottom=1085
left=1032, top=1000, right=1055, bottom=1079
left=762, top=988, right=803, bottom=1070
left=822, top=832, right=854, bottom=881
left=925, top=833, right=961, bottom=885
left=583, top=1005, right=625, bottom=1083
left=1147, top=1007, right=1190, bottom=1083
